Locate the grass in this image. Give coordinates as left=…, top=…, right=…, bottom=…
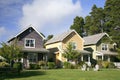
left=0, top=69, right=120, bottom=80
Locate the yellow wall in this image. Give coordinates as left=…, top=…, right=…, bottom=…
left=62, top=32, right=83, bottom=50
left=84, top=45, right=97, bottom=59
left=45, top=32, right=84, bottom=62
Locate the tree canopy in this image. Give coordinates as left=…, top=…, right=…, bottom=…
left=70, top=0, right=120, bottom=49
left=63, top=42, right=81, bottom=62
left=0, top=40, right=22, bottom=65
left=70, top=16, right=84, bottom=37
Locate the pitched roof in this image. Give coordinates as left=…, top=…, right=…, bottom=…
left=45, top=30, right=83, bottom=45
left=83, top=33, right=109, bottom=45
left=8, top=25, right=45, bottom=42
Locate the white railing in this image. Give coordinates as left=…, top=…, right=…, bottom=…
left=114, top=62, right=120, bottom=68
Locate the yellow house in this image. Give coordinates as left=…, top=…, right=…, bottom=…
left=83, top=33, right=118, bottom=62
left=45, top=30, right=90, bottom=67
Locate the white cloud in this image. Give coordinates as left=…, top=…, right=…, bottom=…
left=0, top=27, right=6, bottom=37
left=19, top=0, right=82, bottom=35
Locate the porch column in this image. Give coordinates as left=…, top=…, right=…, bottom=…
left=102, top=54, right=104, bottom=61
left=88, top=55, right=90, bottom=62
left=27, top=55, right=29, bottom=68
left=108, top=55, right=110, bottom=62
left=81, top=55, right=84, bottom=61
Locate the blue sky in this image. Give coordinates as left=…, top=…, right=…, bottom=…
left=0, top=0, right=105, bottom=43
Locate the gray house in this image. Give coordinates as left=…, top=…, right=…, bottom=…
left=8, top=26, right=49, bottom=68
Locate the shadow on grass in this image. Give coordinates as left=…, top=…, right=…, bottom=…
left=0, top=70, right=46, bottom=80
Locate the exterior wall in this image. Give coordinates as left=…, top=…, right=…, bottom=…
left=15, top=29, right=44, bottom=48
left=46, top=42, right=63, bottom=62
left=97, top=41, right=114, bottom=52
left=46, top=32, right=84, bottom=63
left=84, top=45, right=97, bottom=59
left=62, top=32, right=83, bottom=50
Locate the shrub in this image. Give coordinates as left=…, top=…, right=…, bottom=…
left=78, top=61, right=85, bottom=67
left=13, top=62, right=22, bottom=72
left=63, top=62, right=76, bottom=69
left=63, top=62, right=71, bottom=69
left=97, top=60, right=103, bottom=68
left=47, top=62, right=55, bottom=69
left=38, top=61, right=46, bottom=69
left=108, top=62, right=115, bottom=68
left=0, top=61, right=10, bottom=68
left=102, top=61, right=110, bottom=68
left=29, top=63, right=39, bottom=69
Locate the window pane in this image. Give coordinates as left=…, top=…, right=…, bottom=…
left=25, top=39, right=35, bottom=48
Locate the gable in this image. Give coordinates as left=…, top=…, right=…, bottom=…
left=8, top=26, right=45, bottom=48
left=62, top=32, right=84, bottom=50
left=83, top=33, right=111, bottom=46
left=8, top=26, right=45, bottom=43
left=45, top=30, right=84, bottom=45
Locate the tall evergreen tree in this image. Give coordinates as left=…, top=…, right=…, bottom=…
left=104, top=0, right=120, bottom=48
left=84, top=16, right=92, bottom=36
left=70, top=16, right=84, bottom=37
left=89, top=5, right=105, bottom=34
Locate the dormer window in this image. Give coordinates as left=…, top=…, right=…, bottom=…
left=101, top=43, right=108, bottom=51
left=25, top=38, right=35, bottom=48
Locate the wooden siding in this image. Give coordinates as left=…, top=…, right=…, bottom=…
left=10, top=28, right=44, bottom=48
left=62, top=32, right=83, bottom=50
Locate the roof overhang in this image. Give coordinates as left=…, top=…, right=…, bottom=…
left=77, top=50, right=91, bottom=55
left=95, top=51, right=118, bottom=56
left=21, top=48, right=49, bottom=53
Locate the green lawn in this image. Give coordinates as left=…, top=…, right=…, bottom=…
left=1, top=69, right=120, bottom=80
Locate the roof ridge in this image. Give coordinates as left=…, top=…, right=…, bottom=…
left=8, top=25, right=45, bottom=42
left=45, top=29, right=76, bottom=45
left=83, top=32, right=106, bottom=38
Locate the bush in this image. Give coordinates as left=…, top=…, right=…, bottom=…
left=47, top=62, right=55, bottom=69
left=97, top=60, right=103, bottom=68
left=63, top=62, right=76, bottom=69
left=13, top=62, right=22, bottom=72
left=63, top=62, right=71, bottom=69
left=38, top=61, right=46, bottom=69
left=0, top=61, right=10, bottom=68
left=29, top=63, right=39, bottom=69
left=108, top=62, right=115, bottom=68
left=102, top=61, right=110, bottom=68
left=78, top=61, right=85, bottom=67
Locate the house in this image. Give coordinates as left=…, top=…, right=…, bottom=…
left=83, top=33, right=118, bottom=62
left=45, top=30, right=91, bottom=67
left=8, top=26, right=49, bottom=68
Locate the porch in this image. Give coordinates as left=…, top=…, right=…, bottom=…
left=95, top=51, right=118, bottom=62
left=21, top=48, right=49, bottom=68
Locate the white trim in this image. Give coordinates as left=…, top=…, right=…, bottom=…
left=24, top=38, right=35, bottom=48
left=101, top=43, right=108, bottom=51
left=31, top=25, right=45, bottom=40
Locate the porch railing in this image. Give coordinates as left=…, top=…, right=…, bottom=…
left=114, top=62, right=120, bottom=68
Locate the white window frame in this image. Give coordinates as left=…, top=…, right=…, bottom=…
left=24, top=38, right=35, bottom=48
left=101, top=43, right=108, bottom=51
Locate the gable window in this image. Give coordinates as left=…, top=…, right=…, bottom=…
left=101, top=43, right=108, bottom=51
left=25, top=38, right=35, bottom=48
left=71, top=42, right=77, bottom=50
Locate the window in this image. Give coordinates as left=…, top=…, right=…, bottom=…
left=28, top=53, right=37, bottom=63
left=25, top=38, right=35, bottom=48
left=71, top=42, right=77, bottom=50
left=101, top=43, right=108, bottom=51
